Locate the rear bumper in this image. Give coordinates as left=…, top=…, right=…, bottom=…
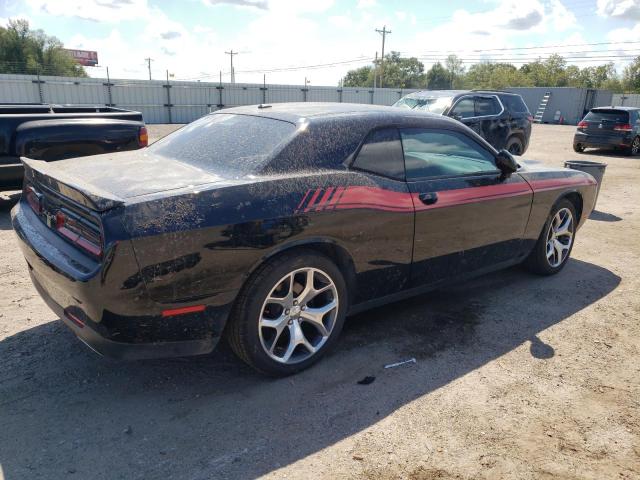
left=11, top=200, right=228, bottom=360
left=573, top=131, right=633, bottom=149
left=31, top=271, right=217, bottom=360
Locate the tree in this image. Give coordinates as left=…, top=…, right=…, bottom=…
left=343, top=65, right=373, bottom=88
left=444, top=54, right=465, bottom=89
left=343, top=52, right=425, bottom=88
left=425, top=62, right=449, bottom=89
left=622, top=56, right=640, bottom=93
left=0, top=19, right=87, bottom=77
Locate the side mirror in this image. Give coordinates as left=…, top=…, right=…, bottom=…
left=496, top=149, right=518, bottom=178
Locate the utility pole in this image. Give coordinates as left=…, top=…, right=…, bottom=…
left=373, top=51, right=378, bottom=89
left=375, top=25, right=391, bottom=88
left=225, top=50, right=238, bottom=83
left=144, top=57, right=153, bottom=80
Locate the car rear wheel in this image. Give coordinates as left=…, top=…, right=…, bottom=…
left=573, top=143, right=585, bottom=153
left=524, top=199, right=576, bottom=275
left=226, top=249, right=347, bottom=376
left=628, top=136, right=640, bottom=156
left=506, top=136, right=524, bottom=155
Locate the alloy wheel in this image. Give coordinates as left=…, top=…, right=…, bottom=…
left=508, top=142, right=522, bottom=155
left=545, top=207, right=574, bottom=268
left=258, top=267, right=339, bottom=364
left=632, top=137, right=640, bottom=155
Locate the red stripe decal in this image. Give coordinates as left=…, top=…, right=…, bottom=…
left=315, top=187, right=335, bottom=211
left=296, top=189, right=312, bottom=212
left=528, top=176, right=595, bottom=192
left=304, top=188, right=323, bottom=212
left=413, top=182, right=532, bottom=211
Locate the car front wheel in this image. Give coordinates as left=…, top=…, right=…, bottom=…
left=226, top=249, right=348, bottom=376
left=506, top=136, right=524, bottom=155
left=524, top=199, right=576, bottom=275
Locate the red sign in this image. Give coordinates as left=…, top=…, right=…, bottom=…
left=64, top=49, right=99, bottom=67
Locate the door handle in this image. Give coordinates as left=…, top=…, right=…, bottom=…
left=418, top=192, right=438, bottom=205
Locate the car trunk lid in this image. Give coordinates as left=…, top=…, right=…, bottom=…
left=582, top=109, right=630, bottom=137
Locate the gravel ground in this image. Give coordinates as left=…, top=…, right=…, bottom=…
left=0, top=123, right=638, bottom=480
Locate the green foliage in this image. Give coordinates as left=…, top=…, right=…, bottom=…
left=425, top=62, right=450, bottom=89
left=0, top=19, right=87, bottom=77
left=343, top=51, right=425, bottom=88
left=343, top=52, right=639, bottom=93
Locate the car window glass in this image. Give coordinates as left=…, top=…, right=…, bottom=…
left=584, top=110, right=629, bottom=123
left=475, top=97, right=500, bottom=116
left=449, top=97, right=475, bottom=118
left=400, top=129, right=497, bottom=180
left=353, top=128, right=405, bottom=180
left=149, top=113, right=295, bottom=177
left=502, top=95, right=529, bottom=114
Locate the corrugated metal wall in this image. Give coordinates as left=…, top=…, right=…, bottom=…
left=612, top=94, right=640, bottom=108
left=507, top=87, right=613, bottom=124
left=0, top=74, right=418, bottom=124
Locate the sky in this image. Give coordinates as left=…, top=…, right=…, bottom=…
left=1, top=0, right=639, bottom=85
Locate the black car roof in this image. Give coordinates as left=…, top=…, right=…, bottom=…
left=218, top=102, right=461, bottom=127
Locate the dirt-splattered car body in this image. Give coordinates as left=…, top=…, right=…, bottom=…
left=11, top=103, right=598, bottom=360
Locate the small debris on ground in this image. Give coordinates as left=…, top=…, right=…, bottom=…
left=384, top=358, right=416, bottom=369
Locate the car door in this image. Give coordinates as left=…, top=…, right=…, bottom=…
left=449, top=95, right=508, bottom=150
left=400, top=127, right=533, bottom=288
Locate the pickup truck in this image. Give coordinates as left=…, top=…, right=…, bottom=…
left=0, top=104, right=147, bottom=190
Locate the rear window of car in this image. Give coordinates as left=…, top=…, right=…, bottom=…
left=585, top=109, right=629, bottom=123
left=149, top=113, right=296, bottom=176
left=501, top=95, right=529, bottom=114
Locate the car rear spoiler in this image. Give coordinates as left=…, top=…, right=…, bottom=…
left=22, top=157, right=125, bottom=212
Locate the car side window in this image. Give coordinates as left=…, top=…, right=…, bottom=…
left=449, top=97, right=474, bottom=119
left=475, top=96, right=501, bottom=116
left=352, top=128, right=405, bottom=180
left=400, top=128, right=498, bottom=180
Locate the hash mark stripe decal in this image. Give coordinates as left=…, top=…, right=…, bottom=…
left=304, top=188, right=323, bottom=212
left=316, top=187, right=336, bottom=211
left=296, top=189, right=312, bottom=212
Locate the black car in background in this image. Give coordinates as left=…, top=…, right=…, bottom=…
left=0, top=104, right=147, bottom=190
left=573, top=106, right=640, bottom=156
left=12, top=103, right=597, bottom=376
left=394, top=90, right=533, bottom=155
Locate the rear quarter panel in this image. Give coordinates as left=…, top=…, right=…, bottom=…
left=123, top=171, right=414, bottom=307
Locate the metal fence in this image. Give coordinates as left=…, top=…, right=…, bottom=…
left=0, top=74, right=419, bottom=124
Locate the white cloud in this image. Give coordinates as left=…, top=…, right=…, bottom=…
left=395, top=11, right=407, bottom=21
left=26, top=0, right=149, bottom=22
left=357, top=0, right=376, bottom=9
left=329, top=15, right=353, bottom=28
left=202, top=0, right=268, bottom=10
left=597, top=0, right=640, bottom=19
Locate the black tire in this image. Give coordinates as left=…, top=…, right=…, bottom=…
left=573, top=143, right=585, bottom=153
left=523, top=199, right=577, bottom=276
left=506, top=136, right=524, bottom=156
left=225, top=249, right=348, bottom=376
left=627, top=136, right=640, bottom=156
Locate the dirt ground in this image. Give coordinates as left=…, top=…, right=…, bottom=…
left=0, top=124, right=638, bottom=480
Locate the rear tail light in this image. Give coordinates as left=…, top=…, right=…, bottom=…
left=55, top=210, right=103, bottom=257
left=24, top=185, right=43, bottom=214
left=614, top=123, right=632, bottom=132
left=138, top=126, right=148, bottom=147
left=577, top=121, right=588, bottom=130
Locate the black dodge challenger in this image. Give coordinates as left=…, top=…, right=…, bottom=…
left=12, top=103, right=598, bottom=376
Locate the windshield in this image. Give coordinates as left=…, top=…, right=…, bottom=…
left=393, top=96, right=453, bottom=115
left=149, top=113, right=296, bottom=177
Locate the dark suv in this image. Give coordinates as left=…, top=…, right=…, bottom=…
left=393, top=90, right=533, bottom=155
left=574, top=106, right=640, bottom=156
